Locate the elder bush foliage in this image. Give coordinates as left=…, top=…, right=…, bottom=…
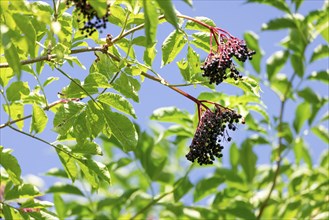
left=0, top=0, right=328, bottom=219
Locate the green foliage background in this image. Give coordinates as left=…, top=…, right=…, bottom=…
left=0, top=0, right=328, bottom=219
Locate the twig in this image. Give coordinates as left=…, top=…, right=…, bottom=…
left=256, top=73, right=297, bottom=219
left=0, top=99, right=75, bottom=129
left=0, top=90, right=82, bottom=160
left=169, top=81, right=209, bottom=87
left=0, top=47, right=105, bottom=68
left=55, top=66, right=98, bottom=104
left=8, top=124, right=83, bottom=161
left=112, top=15, right=166, bottom=44
left=130, top=165, right=194, bottom=220
left=140, top=72, right=207, bottom=109
left=130, top=191, right=172, bottom=220
left=0, top=14, right=215, bottom=69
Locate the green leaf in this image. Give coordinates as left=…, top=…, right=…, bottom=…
left=262, top=16, right=296, bottom=30
left=77, top=160, right=99, bottom=189
left=61, top=79, right=84, bottom=98
left=5, top=183, right=41, bottom=200
left=85, top=100, right=106, bottom=138
left=155, top=0, right=179, bottom=29
left=71, top=110, right=91, bottom=140
left=310, top=44, right=329, bottom=63
left=53, top=102, right=85, bottom=136
left=30, top=104, right=48, bottom=134
left=56, top=145, right=78, bottom=182
left=12, top=13, right=36, bottom=58
left=150, top=106, right=192, bottom=126
left=248, top=104, right=270, bottom=124
left=161, top=30, right=187, bottom=66
left=107, top=4, right=126, bottom=27
left=244, top=31, right=262, bottom=73
left=104, top=109, right=138, bottom=152
left=143, top=44, right=157, bottom=66
left=270, top=74, right=292, bottom=100
left=293, top=102, right=311, bottom=133
left=297, top=87, right=321, bottom=104
left=182, top=0, right=193, bottom=7
left=185, top=16, right=216, bottom=32
left=164, top=125, right=192, bottom=138
left=194, top=176, right=225, bottom=202
left=0, top=57, right=14, bottom=87
left=320, top=149, right=329, bottom=168
left=230, top=143, right=239, bottom=171
left=0, top=146, right=22, bottom=185
left=43, top=77, right=59, bottom=87
left=301, top=145, right=312, bottom=169
left=266, top=50, right=289, bottom=81
left=20, top=199, right=54, bottom=209
left=6, top=81, right=30, bottom=102
left=283, top=28, right=307, bottom=55
left=98, top=92, right=137, bottom=118
left=91, top=52, right=118, bottom=79
left=2, top=204, right=21, bottom=220
left=143, top=0, right=158, bottom=47
left=308, top=70, right=329, bottom=84
left=46, top=183, right=84, bottom=196
left=292, top=0, right=304, bottom=11
left=315, top=10, right=329, bottom=42
left=290, top=53, right=305, bottom=77
left=293, top=137, right=312, bottom=168
left=45, top=168, right=68, bottom=179
left=225, top=77, right=261, bottom=97
left=64, top=56, right=86, bottom=70
left=54, top=194, right=66, bottom=220
left=293, top=137, right=303, bottom=166
left=173, top=177, right=193, bottom=202
left=312, top=125, right=329, bottom=143
left=278, top=122, right=294, bottom=144
left=191, top=32, right=214, bottom=53
left=112, top=72, right=141, bottom=102
left=247, top=0, right=291, bottom=14
left=116, top=38, right=136, bottom=59
left=3, top=37, right=21, bottom=78
left=177, top=58, right=190, bottom=82
left=132, top=36, right=146, bottom=46
left=187, top=46, right=200, bottom=80
left=72, top=141, right=103, bottom=155
left=239, top=140, right=257, bottom=183
left=88, top=0, right=108, bottom=17
left=3, top=102, right=24, bottom=130
left=85, top=159, right=111, bottom=184
left=226, top=201, right=256, bottom=219
left=84, top=72, right=111, bottom=89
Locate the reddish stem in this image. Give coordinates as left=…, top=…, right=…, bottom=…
left=176, top=14, right=213, bottom=30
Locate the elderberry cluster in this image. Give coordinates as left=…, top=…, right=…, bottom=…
left=186, top=107, right=243, bottom=165
left=201, top=37, right=256, bottom=85
left=66, top=0, right=110, bottom=37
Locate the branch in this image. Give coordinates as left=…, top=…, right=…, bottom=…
left=0, top=14, right=215, bottom=69
left=129, top=191, right=172, bottom=220
left=0, top=47, right=105, bottom=68
left=112, top=15, right=165, bottom=43
left=257, top=73, right=297, bottom=219
left=130, top=165, right=194, bottom=220
left=8, top=124, right=83, bottom=161
left=0, top=99, right=75, bottom=129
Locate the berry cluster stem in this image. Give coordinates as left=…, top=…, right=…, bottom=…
left=140, top=72, right=208, bottom=110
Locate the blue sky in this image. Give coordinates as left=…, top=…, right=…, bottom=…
left=1, top=0, right=328, bottom=194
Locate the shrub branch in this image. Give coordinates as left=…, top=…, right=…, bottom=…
left=257, top=73, right=297, bottom=219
